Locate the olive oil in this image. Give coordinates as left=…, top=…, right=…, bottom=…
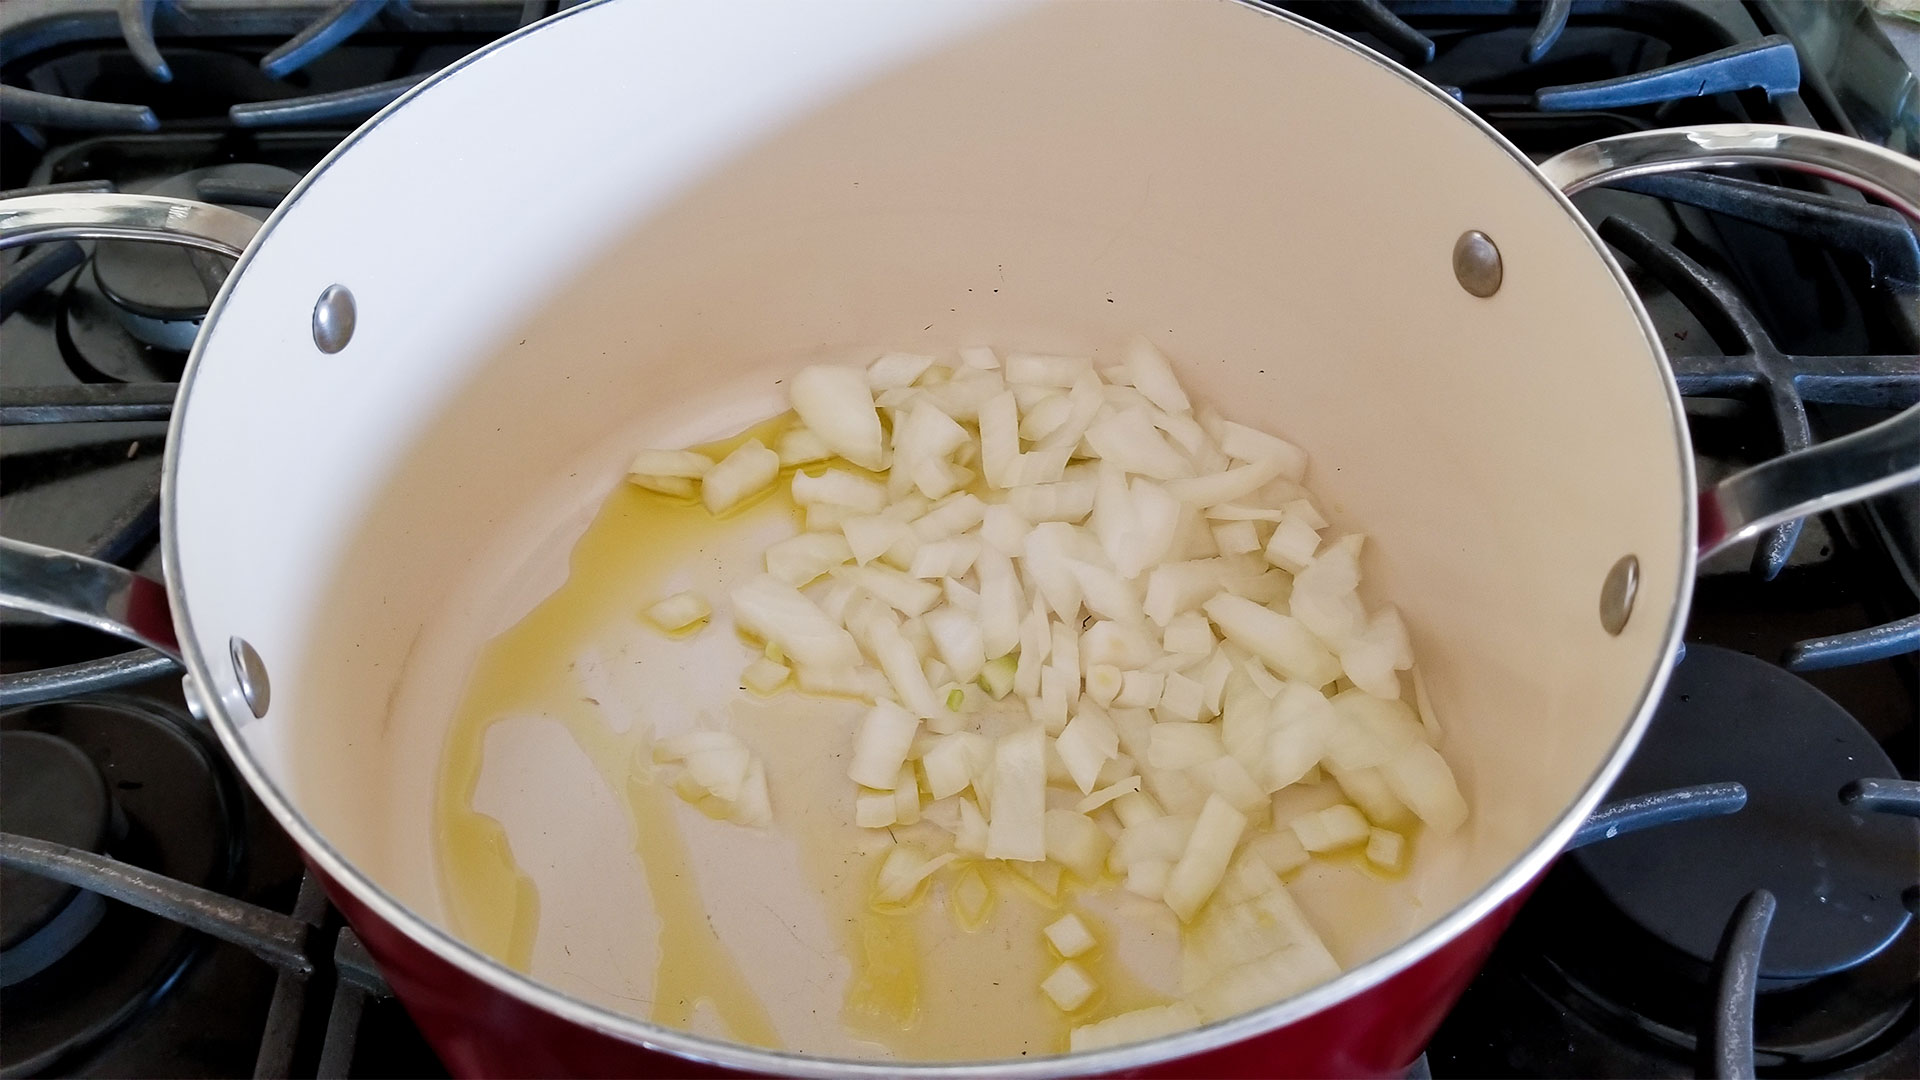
left=432, top=414, right=1174, bottom=1058
left=433, top=418, right=790, bottom=1048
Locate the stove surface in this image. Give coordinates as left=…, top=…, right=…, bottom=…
left=1, top=1, right=1915, bottom=1077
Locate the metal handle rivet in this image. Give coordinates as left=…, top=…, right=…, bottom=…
left=312, top=283, right=355, bottom=353
left=230, top=636, right=270, bottom=718
left=181, top=674, right=207, bottom=722
left=1600, top=554, right=1640, bottom=636
left=1453, top=230, right=1503, bottom=297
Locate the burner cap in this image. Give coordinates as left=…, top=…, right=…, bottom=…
left=90, top=164, right=293, bottom=324
left=1575, top=645, right=1915, bottom=982
left=0, top=732, right=113, bottom=974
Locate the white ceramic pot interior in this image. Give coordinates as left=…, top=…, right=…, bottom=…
left=169, top=0, right=1688, bottom=1064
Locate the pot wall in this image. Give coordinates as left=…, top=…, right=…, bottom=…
left=170, top=0, right=1688, bottom=1071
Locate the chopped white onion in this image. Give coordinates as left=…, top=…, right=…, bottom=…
left=985, top=727, right=1047, bottom=861
left=1203, top=593, right=1343, bottom=686
left=790, top=365, right=884, bottom=469
left=764, top=532, right=852, bottom=587
left=646, top=591, right=710, bottom=633
left=1289, top=803, right=1369, bottom=852
left=848, top=701, right=920, bottom=789
left=702, top=439, right=780, bottom=515
left=868, top=351, right=935, bottom=389
left=1041, top=961, right=1098, bottom=1011
left=1164, top=795, right=1247, bottom=921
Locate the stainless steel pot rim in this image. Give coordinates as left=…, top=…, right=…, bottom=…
left=158, top=0, right=1697, bottom=1074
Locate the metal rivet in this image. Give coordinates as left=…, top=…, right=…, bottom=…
left=1453, top=230, right=1503, bottom=297
left=181, top=674, right=207, bottom=722
left=230, top=636, right=270, bottom=718
left=1600, top=554, right=1640, bottom=636
left=312, top=284, right=355, bottom=353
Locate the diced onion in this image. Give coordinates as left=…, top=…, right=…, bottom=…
left=1041, top=961, right=1098, bottom=1011
left=646, top=591, right=710, bottom=633
left=628, top=347, right=1470, bottom=1032
left=790, top=365, right=884, bottom=469
left=1289, top=803, right=1369, bottom=852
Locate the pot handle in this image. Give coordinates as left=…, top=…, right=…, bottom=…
left=0, top=538, right=181, bottom=660
left=0, top=192, right=259, bottom=256
left=0, top=194, right=258, bottom=661
left=1539, top=124, right=1920, bottom=558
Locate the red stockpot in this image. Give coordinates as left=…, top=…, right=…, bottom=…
left=2, top=0, right=1916, bottom=1076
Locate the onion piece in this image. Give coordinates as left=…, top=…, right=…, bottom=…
left=1076, top=775, right=1142, bottom=814
left=1006, top=353, right=1092, bottom=387
left=1123, top=338, right=1191, bottom=414
left=1044, top=809, right=1112, bottom=881
left=1263, top=513, right=1321, bottom=573
left=1412, top=667, right=1443, bottom=743
left=1147, top=723, right=1224, bottom=770
left=646, top=591, right=710, bottom=633
left=1164, top=794, right=1248, bottom=921
left=1379, top=741, right=1468, bottom=835
left=959, top=345, right=1000, bottom=370
left=1044, top=913, right=1098, bottom=958
left=848, top=701, right=920, bottom=789
left=855, top=790, right=896, bottom=828
left=921, top=606, right=986, bottom=684
left=1041, top=961, right=1098, bottom=1011
left=1162, top=612, right=1214, bottom=655
left=1365, top=827, right=1405, bottom=871
left=956, top=796, right=989, bottom=854
left=1290, top=803, right=1369, bottom=851
left=790, top=365, right=884, bottom=469
left=1116, top=671, right=1165, bottom=709
left=866, top=617, right=945, bottom=719
left=1010, top=479, right=1097, bottom=524
left=1162, top=456, right=1283, bottom=509
left=986, top=727, right=1047, bottom=861
left=792, top=468, right=887, bottom=514
left=868, top=351, right=935, bottom=389
left=1056, top=706, right=1120, bottom=793
left=833, top=564, right=941, bottom=618
left=1211, top=519, right=1260, bottom=556
left=1202, top=593, right=1343, bottom=686
left=977, top=390, right=1020, bottom=488
left=1069, top=1002, right=1202, bottom=1052
left=913, top=492, right=985, bottom=541
left=741, top=658, right=790, bottom=696
left=910, top=537, right=981, bottom=580
left=1249, top=829, right=1310, bottom=875
left=873, top=846, right=956, bottom=904
left=1158, top=672, right=1206, bottom=724
left=1085, top=408, right=1194, bottom=480
left=701, top=440, right=781, bottom=515
left=764, top=533, right=852, bottom=587
left=1214, top=419, right=1308, bottom=481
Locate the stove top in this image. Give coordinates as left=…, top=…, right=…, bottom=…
left=2, top=2, right=1915, bottom=1077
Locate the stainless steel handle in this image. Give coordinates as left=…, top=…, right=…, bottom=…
left=0, top=193, right=259, bottom=659
left=1542, top=124, right=1920, bottom=558
left=0, top=192, right=260, bottom=257
left=1697, top=405, right=1920, bottom=558
left=0, top=538, right=181, bottom=661
left=1540, top=124, right=1920, bottom=220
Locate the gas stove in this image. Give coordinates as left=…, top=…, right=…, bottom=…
left=1, top=2, right=1914, bottom=1077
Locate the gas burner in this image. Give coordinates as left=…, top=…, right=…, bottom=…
left=1, top=730, right=120, bottom=986
left=0, top=695, right=245, bottom=1075
left=55, top=164, right=294, bottom=373
left=1535, top=645, right=1917, bottom=1070
left=88, top=164, right=293, bottom=353
left=1578, top=645, right=1912, bottom=982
